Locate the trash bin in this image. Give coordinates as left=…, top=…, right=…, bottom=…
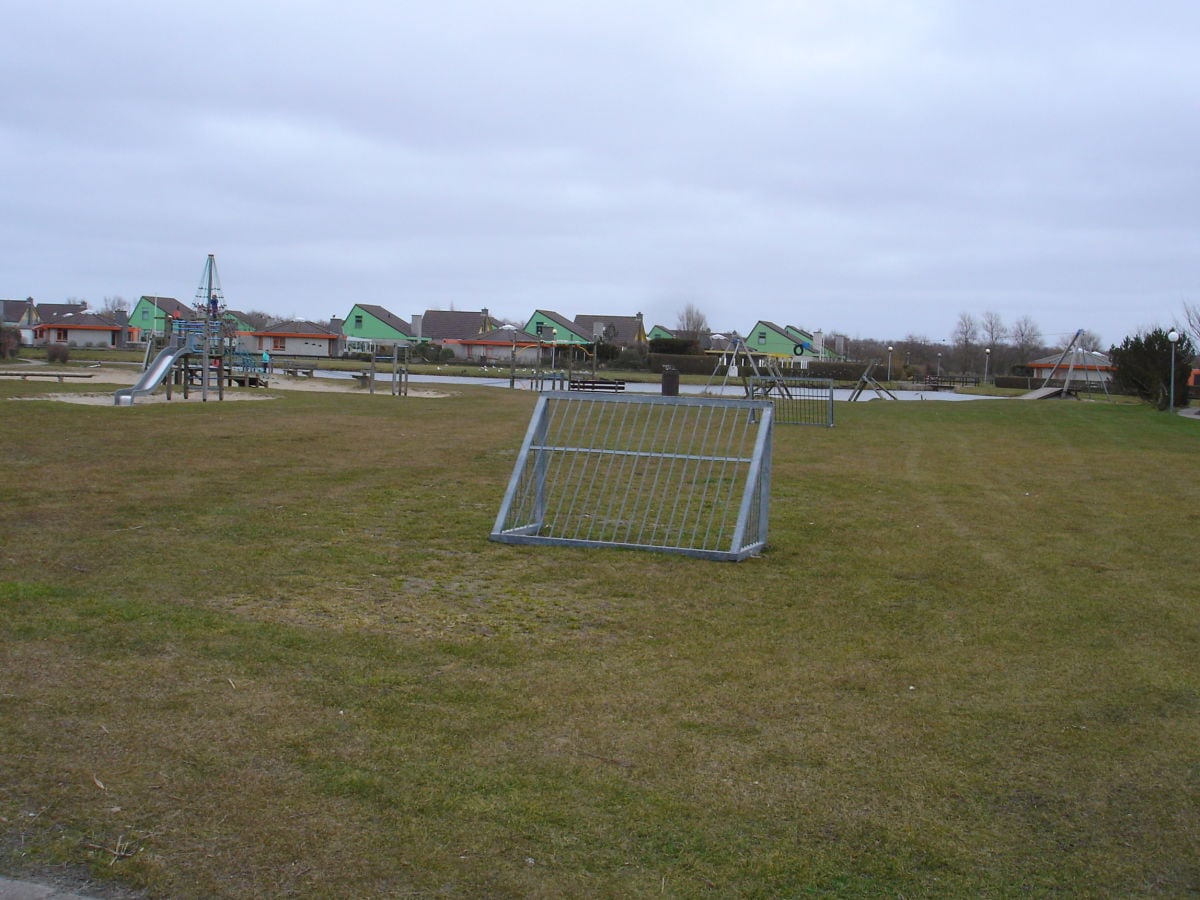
left=661, top=365, right=679, bottom=396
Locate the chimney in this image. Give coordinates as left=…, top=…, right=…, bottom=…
left=411, top=314, right=422, bottom=339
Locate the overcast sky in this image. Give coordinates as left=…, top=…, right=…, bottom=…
left=5, top=1, right=1198, bottom=347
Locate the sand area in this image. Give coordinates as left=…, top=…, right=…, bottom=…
left=5, top=364, right=450, bottom=405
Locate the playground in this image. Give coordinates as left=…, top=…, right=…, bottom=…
left=2, top=383, right=1198, bottom=897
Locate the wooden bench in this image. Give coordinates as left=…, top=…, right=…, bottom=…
left=0, top=371, right=95, bottom=382
left=283, top=366, right=315, bottom=378
left=568, top=378, right=626, bottom=392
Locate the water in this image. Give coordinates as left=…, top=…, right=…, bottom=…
left=314, top=368, right=1006, bottom=401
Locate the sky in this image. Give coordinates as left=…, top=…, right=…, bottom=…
left=5, top=1, right=1199, bottom=348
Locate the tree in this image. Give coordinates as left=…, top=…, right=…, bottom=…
left=980, top=311, right=1007, bottom=348
left=1109, top=328, right=1195, bottom=409
left=1076, top=329, right=1104, bottom=351
left=1182, top=300, right=1200, bottom=346
left=1010, top=315, right=1042, bottom=359
left=99, top=295, right=128, bottom=318
left=952, top=311, right=979, bottom=348
left=675, top=303, right=709, bottom=338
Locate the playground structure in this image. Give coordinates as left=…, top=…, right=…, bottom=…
left=114, top=254, right=262, bottom=405
left=847, top=360, right=898, bottom=403
left=1022, top=329, right=1111, bottom=400
left=491, top=392, right=773, bottom=561
left=706, top=332, right=836, bottom=426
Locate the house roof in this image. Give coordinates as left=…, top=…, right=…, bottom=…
left=137, top=296, right=195, bottom=319
left=354, top=304, right=413, bottom=335
left=573, top=313, right=646, bottom=347
left=525, top=310, right=591, bottom=342
left=34, top=311, right=121, bottom=331
left=420, top=309, right=502, bottom=341
left=34, top=303, right=88, bottom=323
left=2, top=299, right=34, bottom=324
left=222, top=310, right=256, bottom=329
left=1029, top=349, right=1114, bottom=370
left=254, top=320, right=338, bottom=337
left=451, top=326, right=542, bottom=346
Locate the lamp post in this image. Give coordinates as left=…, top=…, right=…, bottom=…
left=550, top=327, right=558, bottom=372
left=887, top=345, right=894, bottom=382
left=936, top=352, right=942, bottom=378
left=499, top=324, right=517, bottom=388
left=1168, top=329, right=1180, bottom=410
left=984, top=347, right=991, bottom=385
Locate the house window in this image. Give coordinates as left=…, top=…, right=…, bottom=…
left=354, top=315, right=363, bottom=328
left=141, top=309, right=149, bottom=320
left=757, top=332, right=766, bottom=345
left=56, top=329, right=68, bottom=342
left=272, top=337, right=286, bottom=351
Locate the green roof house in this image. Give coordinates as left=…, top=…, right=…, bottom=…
left=128, top=296, right=195, bottom=337
left=342, top=304, right=421, bottom=348
left=521, top=310, right=592, bottom=346
left=647, top=324, right=675, bottom=341
left=743, top=321, right=837, bottom=362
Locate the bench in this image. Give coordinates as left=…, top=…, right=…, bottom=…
left=568, top=378, right=626, bottom=392
left=283, top=366, right=315, bottom=378
left=0, top=371, right=95, bottom=382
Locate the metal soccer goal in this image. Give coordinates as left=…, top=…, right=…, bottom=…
left=746, top=376, right=836, bottom=427
left=490, top=392, right=773, bottom=561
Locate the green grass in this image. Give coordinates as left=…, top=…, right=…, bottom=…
left=2, top=382, right=1199, bottom=897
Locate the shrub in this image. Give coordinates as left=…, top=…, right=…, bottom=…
left=46, top=343, right=70, bottom=364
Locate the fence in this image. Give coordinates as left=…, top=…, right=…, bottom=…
left=746, top=376, right=835, bottom=426
left=491, top=393, right=773, bottom=561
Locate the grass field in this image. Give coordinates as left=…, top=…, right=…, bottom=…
left=2, top=379, right=1198, bottom=897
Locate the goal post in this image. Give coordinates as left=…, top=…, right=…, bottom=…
left=491, top=392, right=773, bottom=561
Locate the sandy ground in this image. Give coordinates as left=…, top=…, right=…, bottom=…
left=5, top=365, right=451, bottom=405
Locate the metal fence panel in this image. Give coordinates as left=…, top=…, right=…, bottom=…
left=747, top=376, right=835, bottom=426
left=491, top=392, right=773, bottom=561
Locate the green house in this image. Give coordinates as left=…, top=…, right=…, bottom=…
left=522, top=310, right=592, bottom=346
left=647, top=324, right=675, bottom=341
left=342, top=304, right=421, bottom=351
left=129, top=296, right=195, bottom=337
left=743, top=321, right=836, bottom=361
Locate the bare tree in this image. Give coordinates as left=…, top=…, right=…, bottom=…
left=952, top=312, right=979, bottom=347
left=1075, top=329, right=1104, bottom=351
left=675, top=302, right=709, bottom=337
left=980, top=311, right=1007, bottom=348
left=1181, top=300, right=1200, bottom=345
left=99, top=295, right=128, bottom=319
left=1010, top=315, right=1042, bottom=359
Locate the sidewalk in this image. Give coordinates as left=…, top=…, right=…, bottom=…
left=0, top=877, right=100, bottom=900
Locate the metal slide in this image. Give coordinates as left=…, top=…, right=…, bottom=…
left=113, top=344, right=191, bottom=405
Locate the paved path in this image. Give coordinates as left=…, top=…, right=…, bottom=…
left=0, top=883, right=112, bottom=900
left=0, top=877, right=101, bottom=900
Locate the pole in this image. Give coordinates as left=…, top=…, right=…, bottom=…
left=1168, top=330, right=1179, bottom=410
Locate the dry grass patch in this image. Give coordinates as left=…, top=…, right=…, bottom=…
left=3, top=387, right=1199, bottom=896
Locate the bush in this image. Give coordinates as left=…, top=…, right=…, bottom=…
left=612, top=348, right=648, bottom=370
left=46, top=344, right=70, bottom=364
left=0, top=326, right=18, bottom=359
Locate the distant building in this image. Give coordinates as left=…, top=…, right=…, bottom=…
left=249, top=320, right=341, bottom=358
left=573, top=312, right=647, bottom=350
left=341, top=304, right=422, bottom=355
left=1026, top=349, right=1115, bottom=385
left=128, top=296, right=196, bottom=337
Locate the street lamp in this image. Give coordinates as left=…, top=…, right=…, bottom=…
left=1168, top=329, right=1180, bottom=410
left=550, top=327, right=558, bottom=372
left=887, top=345, right=894, bottom=382
left=984, top=347, right=991, bottom=385
left=499, top=324, right=517, bottom=388
left=936, top=352, right=942, bottom=378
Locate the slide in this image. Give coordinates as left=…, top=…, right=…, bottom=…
left=113, top=344, right=191, bottom=405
